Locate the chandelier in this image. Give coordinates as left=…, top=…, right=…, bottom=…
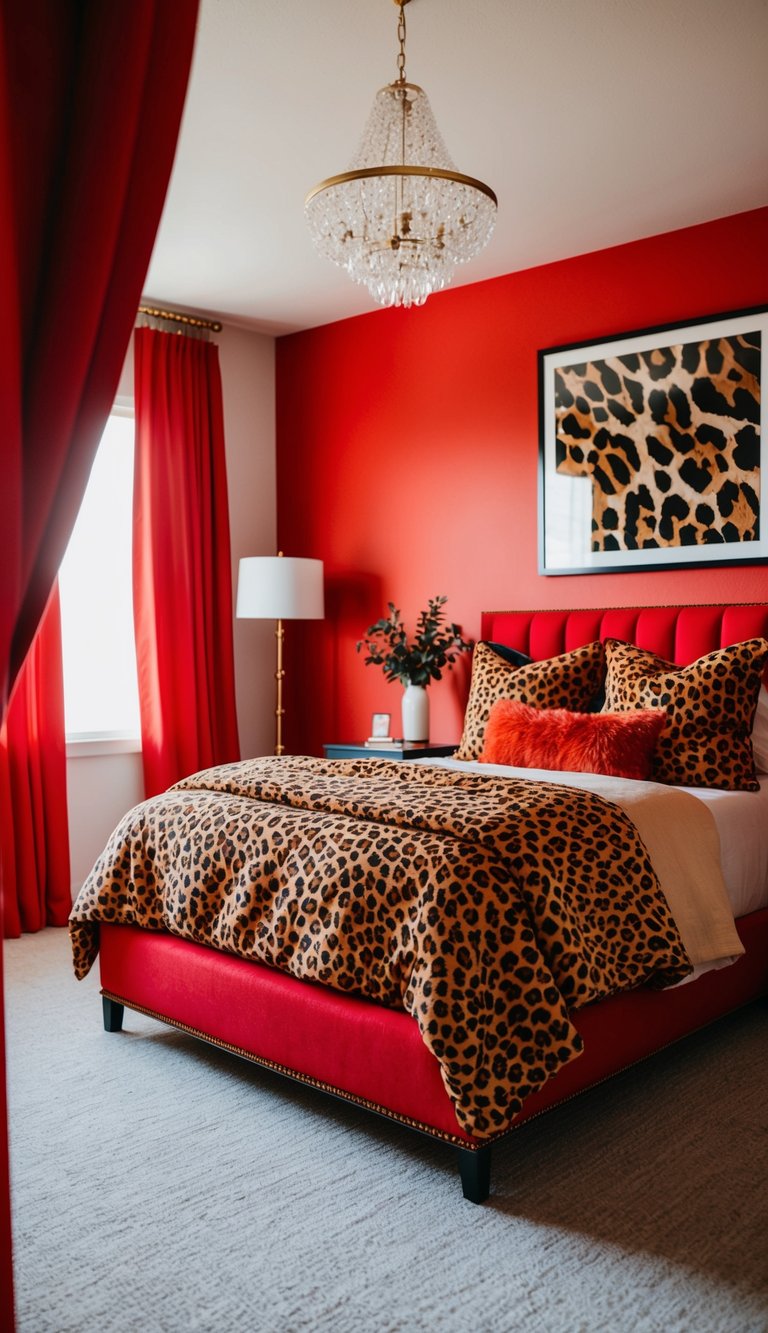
left=305, top=0, right=497, bottom=309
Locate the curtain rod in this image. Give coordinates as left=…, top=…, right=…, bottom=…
left=137, top=304, right=222, bottom=333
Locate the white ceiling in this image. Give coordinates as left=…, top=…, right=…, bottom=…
left=143, top=0, right=768, bottom=336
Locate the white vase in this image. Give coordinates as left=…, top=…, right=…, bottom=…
left=402, top=683, right=429, bottom=743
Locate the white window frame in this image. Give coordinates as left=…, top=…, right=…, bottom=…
left=61, top=396, right=142, bottom=758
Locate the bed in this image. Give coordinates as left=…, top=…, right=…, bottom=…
left=70, top=602, right=768, bottom=1203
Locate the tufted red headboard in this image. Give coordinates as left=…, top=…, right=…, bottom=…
left=480, top=604, right=768, bottom=671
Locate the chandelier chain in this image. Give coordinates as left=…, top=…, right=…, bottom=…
left=396, top=2, right=407, bottom=84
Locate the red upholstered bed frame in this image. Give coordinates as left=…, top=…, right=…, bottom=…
left=98, top=603, right=768, bottom=1203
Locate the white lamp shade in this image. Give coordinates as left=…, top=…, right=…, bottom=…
left=236, top=556, right=324, bottom=620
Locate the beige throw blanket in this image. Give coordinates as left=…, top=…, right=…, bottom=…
left=567, top=774, right=743, bottom=970
left=440, top=759, right=744, bottom=971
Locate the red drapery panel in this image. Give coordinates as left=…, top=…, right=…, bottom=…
left=0, top=0, right=199, bottom=711
left=0, top=587, right=71, bottom=939
left=0, top=3, right=199, bottom=1323
left=133, top=328, right=241, bottom=797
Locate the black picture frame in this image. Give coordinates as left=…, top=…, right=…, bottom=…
left=538, top=304, right=767, bottom=575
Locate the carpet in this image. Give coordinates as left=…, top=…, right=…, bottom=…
left=5, top=928, right=768, bottom=1333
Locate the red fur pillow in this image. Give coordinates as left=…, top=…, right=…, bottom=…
left=480, top=699, right=667, bottom=780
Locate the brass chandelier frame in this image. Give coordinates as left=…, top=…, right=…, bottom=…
left=305, top=163, right=498, bottom=210
left=304, top=0, right=497, bottom=221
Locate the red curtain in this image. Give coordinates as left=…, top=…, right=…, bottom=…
left=0, top=3, right=199, bottom=1323
left=133, top=328, right=241, bottom=796
left=0, top=588, right=71, bottom=939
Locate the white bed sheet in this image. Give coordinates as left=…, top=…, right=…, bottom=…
left=680, top=774, right=768, bottom=918
left=418, top=759, right=768, bottom=920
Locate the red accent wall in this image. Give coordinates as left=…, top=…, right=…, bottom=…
left=276, top=208, right=768, bottom=756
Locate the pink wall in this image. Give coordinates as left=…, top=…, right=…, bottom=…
left=276, top=208, right=768, bottom=756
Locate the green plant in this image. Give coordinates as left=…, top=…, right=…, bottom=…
left=356, top=596, right=471, bottom=687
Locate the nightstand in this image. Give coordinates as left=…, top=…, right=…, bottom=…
left=323, top=742, right=458, bottom=761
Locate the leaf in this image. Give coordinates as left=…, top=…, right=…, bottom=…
left=358, top=595, right=471, bottom=685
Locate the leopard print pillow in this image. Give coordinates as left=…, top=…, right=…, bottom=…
left=456, top=640, right=605, bottom=762
left=603, top=636, right=768, bottom=791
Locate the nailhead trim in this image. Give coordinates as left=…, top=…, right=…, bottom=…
left=101, top=988, right=743, bottom=1155
left=100, top=988, right=493, bottom=1149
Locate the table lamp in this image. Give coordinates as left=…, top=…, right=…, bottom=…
left=236, top=553, right=325, bottom=755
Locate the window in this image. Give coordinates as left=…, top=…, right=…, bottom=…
left=59, top=405, right=141, bottom=743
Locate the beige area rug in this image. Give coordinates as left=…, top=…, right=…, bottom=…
left=4, top=928, right=768, bottom=1333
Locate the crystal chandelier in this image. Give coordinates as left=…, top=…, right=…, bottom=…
left=305, top=0, right=497, bottom=309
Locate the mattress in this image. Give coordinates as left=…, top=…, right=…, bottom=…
left=423, top=760, right=768, bottom=920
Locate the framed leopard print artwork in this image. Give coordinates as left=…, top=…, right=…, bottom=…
left=538, top=304, right=767, bottom=575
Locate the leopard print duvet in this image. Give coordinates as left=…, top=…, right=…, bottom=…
left=69, top=756, right=691, bottom=1139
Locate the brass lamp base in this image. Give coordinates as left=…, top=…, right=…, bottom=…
left=275, top=617, right=285, bottom=756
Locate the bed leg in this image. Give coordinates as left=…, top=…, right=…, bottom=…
left=457, top=1145, right=491, bottom=1204
left=102, top=996, right=124, bottom=1033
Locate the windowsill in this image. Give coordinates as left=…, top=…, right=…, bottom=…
left=66, top=735, right=142, bottom=758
